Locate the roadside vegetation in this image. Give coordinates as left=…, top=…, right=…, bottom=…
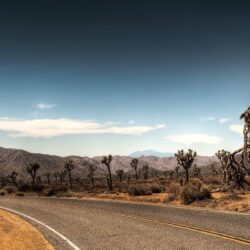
left=0, top=107, right=250, bottom=212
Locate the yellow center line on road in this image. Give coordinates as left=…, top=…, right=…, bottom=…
left=70, top=203, right=250, bottom=247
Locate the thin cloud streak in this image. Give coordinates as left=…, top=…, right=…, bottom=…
left=219, top=118, right=230, bottom=124
left=36, top=103, right=56, bottom=110
left=200, top=116, right=216, bottom=122
left=164, top=133, right=223, bottom=146
left=0, top=117, right=166, bottom=138
left=229, top=124, right=243, bottom=136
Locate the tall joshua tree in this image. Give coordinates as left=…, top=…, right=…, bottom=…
left=130, top=158, right=139, bottom=180
left=101, top=155, right=113, bottom=191
left=44, top=172, right=51, bottom=185
left=8, top=171, right=19, bottom=188
left=175, top=149, right=197, bottom=184
left=83, top=161, right=98, bottom=187
left=141, top=164, right=149, bottom=180
left=216, top=150, right=230, bottom=183
left=58, top=170, right=67, bottom=188
left=64, top=160, right=75, bottom=189
left=116, top=169, right=124, bottom=183
left=26, top=163, right=40, bottom=186
left=192, top=164, right=201, bottom=178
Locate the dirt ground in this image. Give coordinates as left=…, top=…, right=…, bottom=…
left=0, top=210, right=53, bottom=250
left=76, top=191, right=250, bottom=213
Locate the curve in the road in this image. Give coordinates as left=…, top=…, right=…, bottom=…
left=105, top=209, right=250, bottom=246
left=47, top=199, right=250, bottom=247
left=0, top=205, right=80, bottom=250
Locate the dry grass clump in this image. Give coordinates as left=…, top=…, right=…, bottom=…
left=164, top=182, right=180, bottom=202
left=222, top=192, right=243, bottom=201
left=180, top=179, right=211, bottom=205
left=15, top=192, right=25, bottom=196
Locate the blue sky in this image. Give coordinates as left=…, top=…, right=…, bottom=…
left=0, top=63, right=248, bottom=156
left=0, top=1, right=249, bottom=156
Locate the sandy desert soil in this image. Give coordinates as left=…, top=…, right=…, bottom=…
left=74, top=192, right=250, bottom=213
left=0, top=209, right=53, bottom=250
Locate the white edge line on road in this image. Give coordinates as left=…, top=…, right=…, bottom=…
left=0, top=206, right=80, bottom=250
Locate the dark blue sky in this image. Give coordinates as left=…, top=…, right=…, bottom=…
left=0, top=0, right=249, bottom=156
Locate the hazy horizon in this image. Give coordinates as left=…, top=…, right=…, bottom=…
left=0, top=1, right=249, bottom=156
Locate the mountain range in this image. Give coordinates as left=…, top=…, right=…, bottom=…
left=129, top=149, right=174, bottom=158
left=0, top=147, right=219, bottom=178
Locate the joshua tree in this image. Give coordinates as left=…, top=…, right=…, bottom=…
left=101, top=155, right=113, bottom=191
left=211, top=164, right=218, bottom=177
left=216, top=150, right=230, bottom=183
left=141, top=164, right=149, bottom=180
left=26, top=163, right=40, bottom=186
left=169, top=169, right=175, bottom=179
left=192, top=164, right=201, bottom=178
left=175, top=149, right=197, bottom=184
left=36, top=176, right=41, bottom=185
left=217, top=106, right=250, bottom=189
left=58, top=170, right=67, bottom=188
left=0, top=176, right=8, bottom=187
left=54, top=172, right=59, bottom=182
left=44, top=172, right=51, bottom=185
left=64, top=161, right=75, bottom=189
left=130, top=159, right=139, bottom=180
left=8, top=171, right=19, bottom=188
left=83, top=161, right=98, bottom=187
left=175, top=165, right=180, bottom=178
left=116, top=169, right=124, bottom=183
left=240, top=106, right=250, bottom=155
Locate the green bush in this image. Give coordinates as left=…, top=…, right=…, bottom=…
left=180, top=180, right=211, bottom=205
left=128, top=185, right=152, bottom=196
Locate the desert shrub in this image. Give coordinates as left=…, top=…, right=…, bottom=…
left=150, top=184, right=165, bottom=193
left=166, top=182, right=180, bottom=194
left=164, top=183, right=180, bottom=202
left=0, top=191, right=5, bottom=195
left=15, top=192, right=25, bottom=196
left=32, top=184, right=44, bottom=193
left=3, top=186, right=18, bottom=194
left=180, top=179, right=211, bottom=205
left=41, top=187, right=56, bottom=197
left=18, top=182, right=30, bottom=192
left=128, top=185, right=152, bottom=196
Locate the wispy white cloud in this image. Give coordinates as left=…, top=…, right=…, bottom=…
left=219, top=118, right=230, bottom=124
left=164, top=133, right=223, bottom=146
left=229, top=124, right=243, bottom=136
left=0, top=117, right=165, bottom=138
left=128, top=120, right=135, bottom=125
left=200, top=116, right=216, bottom=122
left=36, top=103, right=56, bottom=110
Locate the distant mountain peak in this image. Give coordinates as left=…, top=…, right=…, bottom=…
left=129, top=150, right=174, bottom=158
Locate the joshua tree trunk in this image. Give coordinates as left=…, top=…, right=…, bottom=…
left=69, top=171, right=73, bottom=189
left=185, top=169, right=189, bottom=184
left=101, top=155, right=113, bottom=191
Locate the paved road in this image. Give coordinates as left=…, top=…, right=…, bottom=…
left=0, top=197, right=249, bottom=250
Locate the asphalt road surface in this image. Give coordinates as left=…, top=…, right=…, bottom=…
left=0, top=196, right=250, bottom=250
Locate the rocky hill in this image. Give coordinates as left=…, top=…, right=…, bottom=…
left=0, top=147, right=219, bottom=178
